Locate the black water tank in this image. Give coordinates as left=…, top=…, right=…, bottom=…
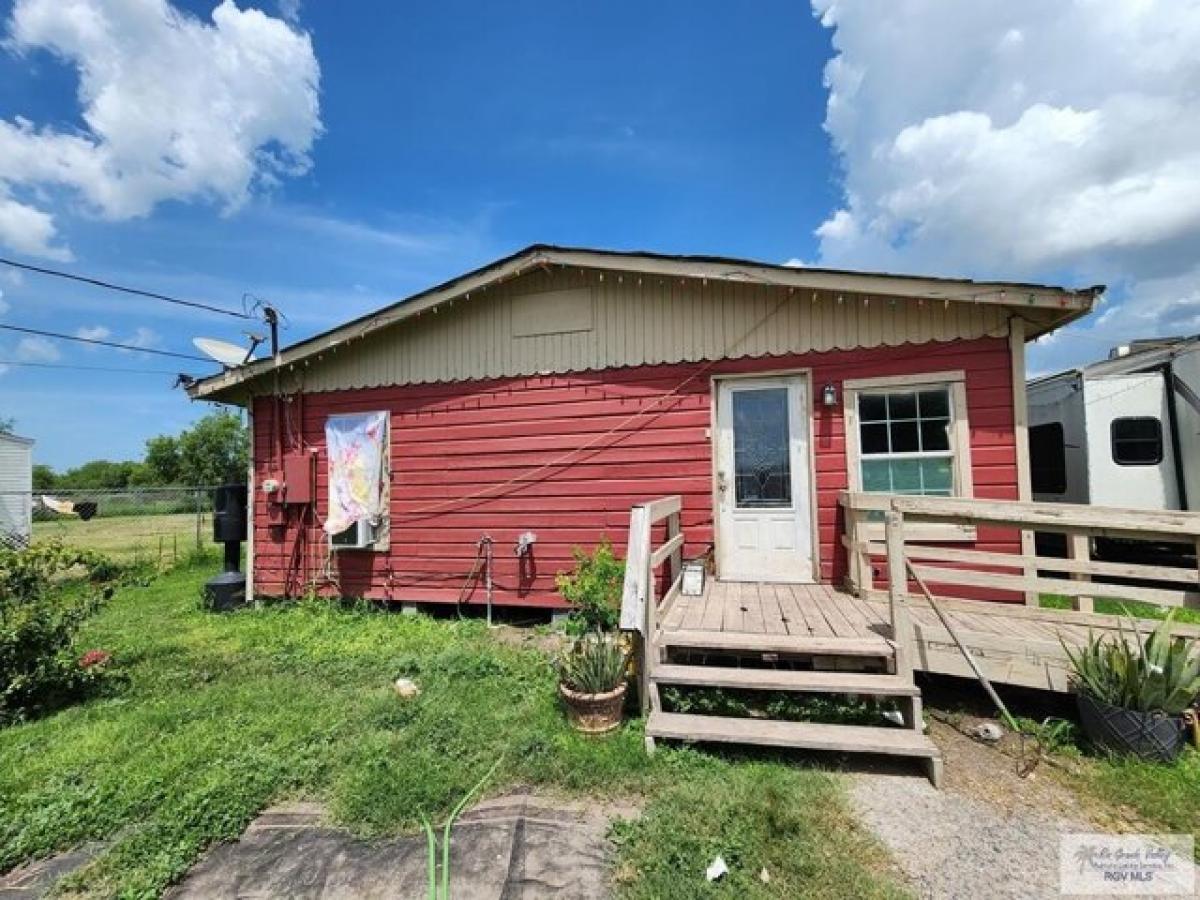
left=212, top=484, right=248, bottom=543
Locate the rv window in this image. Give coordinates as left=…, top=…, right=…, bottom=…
left=1028, top=423, right=1067, bottom=494
left=1110, top=417, right=1163, bottom=466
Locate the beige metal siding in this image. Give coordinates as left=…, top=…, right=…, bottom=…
left=290, top=267, right=1010, bottom=392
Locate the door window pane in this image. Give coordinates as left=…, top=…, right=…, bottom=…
left=732, top=388, right=792, bottom=508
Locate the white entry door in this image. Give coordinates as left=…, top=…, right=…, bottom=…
left=715, top=376, right=814, bottom=582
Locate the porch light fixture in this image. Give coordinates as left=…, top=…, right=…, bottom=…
left=822, top=382, right=838, bottom=408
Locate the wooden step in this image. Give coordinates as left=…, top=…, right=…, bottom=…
left=658, top=629, right=894, bottom=658
left=646, top=711, right=939, bottom=759
left=651, top=664, right=919, bottom=696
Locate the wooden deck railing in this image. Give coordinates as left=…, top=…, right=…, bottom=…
left=841, top=492, right=1200, bottom=622
left=619, top=495, right=684, bottom=715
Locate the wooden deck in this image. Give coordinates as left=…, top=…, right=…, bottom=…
left=624, top=492, right=1200, bottom=787
left=660, top=579, right=1200, bottom=693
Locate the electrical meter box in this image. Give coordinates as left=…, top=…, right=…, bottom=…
left=281, top=450, right=317, bottom=505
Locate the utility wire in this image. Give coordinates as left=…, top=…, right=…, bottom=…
left=0, top=323, right=212, bottom=362
left=0, top=255, right=253, bottom=320
left=0, top=359, right=184, bottom=374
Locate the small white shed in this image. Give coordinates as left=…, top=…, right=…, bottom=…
left=0, top=431, right=34, bottom=549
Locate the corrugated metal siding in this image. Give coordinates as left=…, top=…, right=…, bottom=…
left=288, top=268, right=1011, bottom=393
left=250, top=336, right=1019, bottom=606
left=0, top=436, right=33, bottom=542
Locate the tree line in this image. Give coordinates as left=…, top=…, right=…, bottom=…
left=31, top=411, right=249, bottom=491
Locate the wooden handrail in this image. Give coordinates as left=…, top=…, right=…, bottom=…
left=840, top=491, right=1200, bottom=615
left=841, top=491, right=1200, bottom=540
left=619, top=496, right=686, bottom=717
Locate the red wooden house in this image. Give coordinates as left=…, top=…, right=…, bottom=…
left=189, top=245, right=1097, bottom=614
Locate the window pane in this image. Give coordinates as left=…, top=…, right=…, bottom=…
left=890, top=459, right=922, bottom=492
left=1029, top=422, right=1067, bottom=493
left=888, top=392, right=918, bottom=420
left=920, top=458, right=953, bottom=493
left=861, top=459, right=893, bottom=492
left=1111, top=417, right=1163, bottom=466
left=861, top=423, right=890, bottom=455
left=920, top=419, right=950, bottom=452
left=917, top=389, right=949, bottom=418
left=854, top=382, right=961, bottom=498
left=890, top=420, right=920, bottom=453
left=732, top=388, right=792, bottom=507
left=859, top=394, right=887, bottom=422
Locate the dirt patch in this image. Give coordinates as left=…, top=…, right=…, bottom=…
left=488, top=624, right=569, bottom=655
left=168, top=790, right=638, bottom=899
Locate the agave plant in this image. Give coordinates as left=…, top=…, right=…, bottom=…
left=558, top=632, right=628, bottom=694
left=1063, top=610, right=1200, bottom=715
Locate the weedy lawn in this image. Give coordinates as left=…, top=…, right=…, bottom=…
left=0, top=562, right=905, bottom=899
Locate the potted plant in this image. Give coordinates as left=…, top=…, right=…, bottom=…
left=1063, top=611, right=1200, bottom=762
left=555, top=541, right=624, bottom=637
left=558, top=632, right=629, bottom=734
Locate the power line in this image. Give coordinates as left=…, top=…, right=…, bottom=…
left=0, top=359, right=184, bottom=375
left=0, top=255, right=253, bottom=320
left=0, top=323, right=212, bottom=362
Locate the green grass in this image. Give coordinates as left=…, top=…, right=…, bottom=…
left=1040, top=593, right=1200, bottom=626
left=1074, top=748, right=1200, bottom=848
left=32, top=513, right=208, bottom=565
left=0, top=564, right=904, bottom=899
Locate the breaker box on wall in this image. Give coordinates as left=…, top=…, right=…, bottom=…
left=281, top=450, right=318, bottom=505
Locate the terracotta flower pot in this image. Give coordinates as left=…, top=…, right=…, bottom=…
left=559, top=681, right=627, bottom=734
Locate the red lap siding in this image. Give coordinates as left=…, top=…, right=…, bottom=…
left=250, top=337, right=1019, bottom=608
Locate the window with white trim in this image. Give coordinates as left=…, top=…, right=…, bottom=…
left=857, top=387, right=955, bottom=496
left=843, top=372, right=975, bottom=537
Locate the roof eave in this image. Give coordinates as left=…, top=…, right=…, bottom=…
left=188, top=244, right=1101, bottom=403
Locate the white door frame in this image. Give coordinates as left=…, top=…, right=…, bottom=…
left=710, top=369, right=820, bottom=583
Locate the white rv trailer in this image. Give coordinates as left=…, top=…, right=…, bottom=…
left=0, top=431, right=34, bottom=549
left=1027, top=336, right=1199, bottom=513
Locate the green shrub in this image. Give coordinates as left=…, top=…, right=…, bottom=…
left=558, top=632, right=628, bottom=694
left=555, top=540, right=625, bottom=635
left=0, top=542, right=122, bottom=723
left=1063, top=610, right=1200, bottom=715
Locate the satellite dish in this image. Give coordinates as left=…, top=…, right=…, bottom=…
left=193, top=337, right=258, bottom=367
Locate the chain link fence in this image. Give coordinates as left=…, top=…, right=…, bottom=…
left=1, top=486, right=220, bottom=565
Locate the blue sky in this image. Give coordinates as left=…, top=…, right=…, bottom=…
left=0, top=0, right=835, bottom=469
left=2, top=1, right=1198, bottom=469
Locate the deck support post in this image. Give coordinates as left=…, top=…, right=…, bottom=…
left=885, top=510, right=915, bottom=682
left=1068, top=531, right=1094, bottom=612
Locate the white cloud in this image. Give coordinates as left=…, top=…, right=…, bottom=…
left=15, top=334, right=60, bottom=361
left=0, top=290, right=8, bottom=316
left=75, top=324, right=110, bottom=344
left=123, top=326, right=160, bottom=350
left=277, top=0, right=301, bottom=23
left=811, top=1, right=1200, bottom=365
left=0, top=191, right=71, bottom=260
left=0, top=0, right=321, bottom=258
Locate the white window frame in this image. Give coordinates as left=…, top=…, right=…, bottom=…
left=843, top=371, right=976, bottom=542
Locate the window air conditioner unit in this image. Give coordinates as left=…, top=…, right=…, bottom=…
left=330, top=519, right=377, bottom=550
